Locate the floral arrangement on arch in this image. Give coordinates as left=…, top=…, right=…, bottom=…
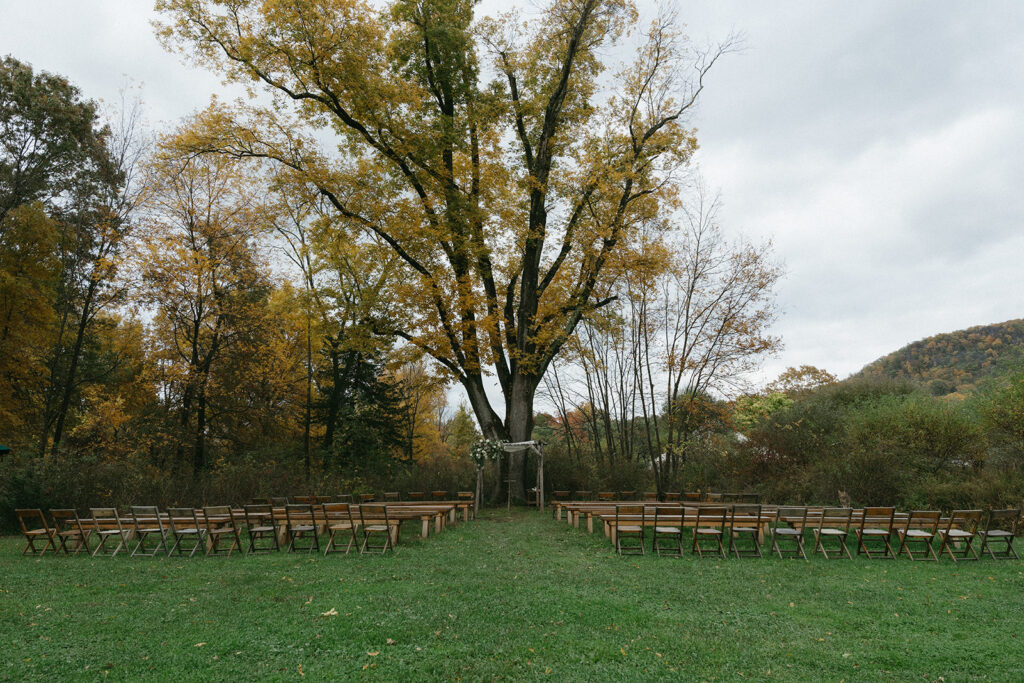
left=470, top=439, right=505, bottom=467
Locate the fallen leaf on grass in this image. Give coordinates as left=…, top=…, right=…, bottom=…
left=367, top=651, right=379, bottom=657
left=321, top=608, right=338, bottom=617
left=386, top=639, right=396, bottom=645
left=194, top=643, right=205, bottom=648
left=298, top=664, right=304, bottom=676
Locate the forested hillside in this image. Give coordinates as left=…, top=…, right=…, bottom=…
left=858, top=319, right=1024, bottom=395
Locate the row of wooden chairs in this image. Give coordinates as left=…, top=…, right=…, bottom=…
left=612, top=505, right=1020, bottom=561
left=551, top=491, right=760, bottom=503
left=14, top=503, right=401, bottom=558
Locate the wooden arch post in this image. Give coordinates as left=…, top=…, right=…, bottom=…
left=502, top=441, right=545, bottom=511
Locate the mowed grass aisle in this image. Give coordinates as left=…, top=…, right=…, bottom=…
left=2, top=509, right=1023, bottom=681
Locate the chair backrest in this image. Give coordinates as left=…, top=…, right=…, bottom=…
left=818, top=507, right=853, bottom=532
left=615, top=504, right=644, bottom=526
left=322, top=502, right=353, bottom=524
left=51, top=508, right=85, bottom=533
left=457, top=491, right=474, bottom=500
left=945, top=509, right=983, bottom=535
left=130, top=506, right=164, bottom=532
left=722, top=493, right=740, bottom=503
left=704, top=492, right=723, bottom=503
left=664, top=492, right=681, bottom=501
left=641, top=492, right=658, bottom=501
left=619, top=490, right=637, bottom=500
left=774, top=506, right=808, bottom=531
left=336, top=494, right=353, bottom=503
left=738, top=493, right=761, bottom=504
left=731, top=504, right=762, bottom=528
left=574, top=490, right=592, bottom=501
left=696, top=505, right=728, bottom=528
left=431, top=490, right=448, bottom=500
left=313, top=495, right=332, bottom=504
left=203, top=505, right=234, bottom=530
left=905, top=510, right=941, bottom=534
left=90, top=507, right=124, bottom=530
left=553, top=490, right=570, bottom=501
left=244, top=503, right=273, bottom=527
left=270, top=497, right=289, bottom=507
left=384, top=492, right=400, bottom=501
left=359, top=503, right=390, bottom=526
left=860, top=507, right=895, bottom=533
left=16, top=509, right=50, bottom=535
left=984, top=508, right=1021, bottom=535
left=598, top=491, right=615, bottom=501
left=294, top=496, right=313, bottom=504
left=167, top=508, right=201, bottom=532
left=683, top=492, right=701, bottom=501
left=359, top=493, right=376, bottom=503
left=407, top=491, right=425, bottom=500
left=285, top=503, right=315, bottom=528
left=250, top=498, right=270, bottom=505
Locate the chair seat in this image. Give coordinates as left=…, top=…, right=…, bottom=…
left=818, top=528, right=847, bottom=536
left=655, top=526, right=682, bottom=534
left=210, top=528, right=235, bottom=535
left=982, top=530, right=1012, bottom=537
left=695, top=528, right=722, bottom=535
left=328, top=523, right=354, bottom=531
left=137, top=526, right=162, bottom=534
left=250, top=525, right=275, bottom=533
left=97, top=529, right=123, bottom=536
left=940, top=529, right=973, bottom=538
left=619, top=525, right=643, bottom=532
left=364, top=524, right=389, bottom=532
left=860, top=529, right=890, bottom=535
left=178, top=528, right=201, bottom=534
left=25, top=529, right=50, bottom=536
left=290, top=525, right=316, bottom=532
left=774, top=528, right=801, bottom=536
left=732, top=526, right=757, bottom=533
left=904, top=529, right=934, bottom=538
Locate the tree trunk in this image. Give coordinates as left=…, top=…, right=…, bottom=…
left=51, top=278, right=98, bottom=454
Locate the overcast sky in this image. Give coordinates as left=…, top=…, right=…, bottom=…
left=2, top=1, right=1023, bottom=387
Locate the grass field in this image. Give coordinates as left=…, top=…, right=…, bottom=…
left=2, top=508, right=1022, bottom=681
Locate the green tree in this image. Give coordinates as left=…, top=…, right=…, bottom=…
left=155, top=0, right=733, bottom=500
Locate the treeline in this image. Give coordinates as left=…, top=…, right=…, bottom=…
left=859, top=319, right=1024, bottom=397
left=537, top=367, right=1024, bottom=511
left=0, top=58, right=480, bottom=522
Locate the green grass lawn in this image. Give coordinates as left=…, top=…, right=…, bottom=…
left=2, top=508, right=1022, bottom=681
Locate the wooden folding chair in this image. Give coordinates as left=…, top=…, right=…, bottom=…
left=250, top=497, right=270, bottom=505
left=284, top=503, right=320, bottom=553
left=683, top=492, right=701, bottom=502
left=359, top=504, right=397, bottom=554
left=14, top=507, right=55, bottom=557
left=359, top=493, right=377, bottom=504
left=336, top=494, right=354, bottom=503
left=692, top=506, right=728, bottom=559
left=457, top=491, right=475, bottom=520
left=431, top=490, right=448, bottom=501
left=729, top=504, right=763, bottom=558
left=407, top=491, right=425, bottom=500
left=614, top=504, right=645, bottom=555
left=294, top=495, right=313, bottom=504
left=383, top=492, right=400, bottom=502
left=203, top=505, right=241, bottom=557
left=937, top=509, right=983, bottom=561
left=598, top=491, right=615, bottom=502
left=770, top=506, right=808, bottom=560
left=641, top=492, right=659, bottom=502
left=813, top=507, right=853, bottom=559
left=896, top=510, right=940, bottom=561
left=323, top=503, right=357, bottom=555
left=50, top=509, right=90, bottom=555
left=90, top=508, right=129, bottom=557
left=574, top=490, right=592, bottom=501
left=168, top=508, right=207, bottom=557
left=704, top=492, right=723, bottom=503
left=15, top=509, right=56, bottom=556
left=270, top=497, right=289, bottom=507
left=979, top=508, right=1020, bottom=560
left=129, top=506, right=168, bottom=557
left=652, top=505, right=682, bottom=557
left=856, top=507, right=895, bottom=559
left=664, top=492, right=681, bottom=502
left=243, top=503, right=280, bottom=554
left=738, top=493, right=761, bottom=504
left=620, top=490, right=637, bottom=501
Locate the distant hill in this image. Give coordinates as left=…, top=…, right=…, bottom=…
left=857, top=319, right=1024, bottom=396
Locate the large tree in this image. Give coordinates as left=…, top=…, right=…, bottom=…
left=156, top=0, right=730, bottom=499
